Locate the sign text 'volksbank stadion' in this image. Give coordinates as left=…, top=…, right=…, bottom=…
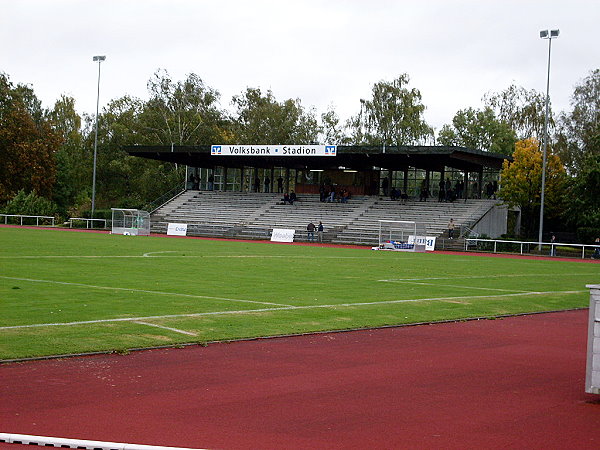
left=211, top=145, right=337, bottom=156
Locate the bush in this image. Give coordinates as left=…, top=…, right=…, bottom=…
left=577, top=227, right=600, bottom=244
left=2, top=190, right=59, bottom=218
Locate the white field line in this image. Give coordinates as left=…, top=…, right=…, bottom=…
left=379, top=273, right=596, bottom=282
left=134, top=321, right=197, bottom=336
left=0, top=290, right=586, bottom=331
left=0, top=254, right=368, bottom=259
left=0, top=275, right=290, bottom=307
left=379, top=280, right=531, bottom=293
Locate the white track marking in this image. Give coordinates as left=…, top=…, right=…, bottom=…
left=0, top=275, right=290, bottom=307
left=134, top=321, right=197, bottom=336
left=0, top=290, right=585, bottom=331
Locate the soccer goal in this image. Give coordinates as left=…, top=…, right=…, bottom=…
left=111, top=208, right=151, bottom=236
left=374, top=220, right=427, bottom=252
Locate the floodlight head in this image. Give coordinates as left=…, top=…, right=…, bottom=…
left=93, top=55, right=106, bottom=62
left=550, top=29, right=560, bottom=38
left=540, top=30, right=549, bottom=38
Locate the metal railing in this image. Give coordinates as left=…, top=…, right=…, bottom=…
left=464, top=238, right=599, bottom=259
left=0, top=214, right=55, bottom=226
left=68, top=217, right=108, bottom=229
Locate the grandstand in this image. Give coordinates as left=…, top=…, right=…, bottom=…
left=151, top=191, right=499, bottom=248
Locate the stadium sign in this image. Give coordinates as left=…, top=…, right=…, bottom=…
left=211, top=145, right=337, bottom=156
left=408, top=235, right=436, bottom=251
left=271, top=228, right=295, bottom=243
left=167, top=223, right=188, bottom=236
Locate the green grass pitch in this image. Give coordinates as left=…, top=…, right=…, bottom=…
left=0, top=227, right=597, bottom=360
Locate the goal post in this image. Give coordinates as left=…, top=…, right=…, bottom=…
left=111, top=208, right=151, bottom=236
left=376, top=220, right=427, bottom=252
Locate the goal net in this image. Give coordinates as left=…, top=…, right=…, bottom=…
left=111, top=208, right=151, bottom=236
left=375, top=220, right=427, bottom=252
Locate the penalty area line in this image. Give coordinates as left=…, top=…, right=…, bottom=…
left=0, top=289, right=585, bottom=331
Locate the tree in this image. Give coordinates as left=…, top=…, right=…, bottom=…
left=483, top=84, right=549, bottom=140
left=139, top=70, right=228, bottom=145
left=563, top=154, right=600, bottom=230
left=438, top=107, right=516, bottom=154
left=347, top=74, right=432, bottom=146
left=48, top=95, right=87, bottom=212
left=555, top=69, right=600, bottom=174
left=320, top=107, right=348, bottom=144
left=0, top=73, right=61, bottom=204
left=231, top=87, right=320, bottom=144
left=498, top=138, right=567, bottom=238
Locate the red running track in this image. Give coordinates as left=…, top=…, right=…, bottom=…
left=1, top=310, right=599, bottom=449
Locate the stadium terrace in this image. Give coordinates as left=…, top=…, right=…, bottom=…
left=126, top=144, right=510, bottom=198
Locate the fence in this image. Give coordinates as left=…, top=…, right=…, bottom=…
left=464, top=238, right=599, bottom=259
left=68, top=217, right=108, bottom=229
left=0, top=214, right=55, bottom=226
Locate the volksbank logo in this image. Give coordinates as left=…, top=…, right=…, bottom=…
left=211, top=145, right=337, bottom=156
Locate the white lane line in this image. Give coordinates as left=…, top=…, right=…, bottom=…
left=134, top=321, right=197, bottom=336
left=0, top=275, right=290, bottom=307
left=0, top=290, right=586, bottom=331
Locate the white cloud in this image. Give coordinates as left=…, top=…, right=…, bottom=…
left=1, top=0, right=598, bottom=131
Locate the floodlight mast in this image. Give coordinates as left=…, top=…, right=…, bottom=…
left=91, top=55, right=106, bottom=219
left=538, top=29, right=559, bottom=249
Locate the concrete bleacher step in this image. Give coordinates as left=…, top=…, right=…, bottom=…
left=150, top=190, right=497, bottom=248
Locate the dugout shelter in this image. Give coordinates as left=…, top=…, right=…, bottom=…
left=111, top=208, right=150, bottom=236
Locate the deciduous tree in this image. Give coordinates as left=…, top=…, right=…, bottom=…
left=232, top=87, right=320, bottom=144
left=498, top=138, right=566, bottom=238
left=348, top=74, right=432, bottom=146
left=555, top=69, right=600, bottom=174
left=0, top=73, right=61, bottom=204
left=438, top=107, right=516, bottom=154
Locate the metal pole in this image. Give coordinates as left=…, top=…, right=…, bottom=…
left=91, top=56, right=105, bottom=219
left=538, top=32, right=557, bottom=248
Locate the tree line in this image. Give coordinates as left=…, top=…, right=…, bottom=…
left=0, top=68, right=598, bottom=239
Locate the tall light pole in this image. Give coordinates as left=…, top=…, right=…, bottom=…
left=91, top=55, right=106, bottom=219
left=538, top=29, right=559, bottom=248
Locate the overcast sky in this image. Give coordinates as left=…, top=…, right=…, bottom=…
left=1, top=0, right=598, bottom=132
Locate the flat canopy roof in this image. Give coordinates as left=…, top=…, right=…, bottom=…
left=125, top=145, right=510, bottom=172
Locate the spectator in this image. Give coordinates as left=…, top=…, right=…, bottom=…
left=400, top=190, right=408, bottom=204
left=264, top=176, right=270, bottom=193
left=593, top=238, right=600, bottom=259
left=289, top=191, right=297, bottom=204
left=419, top=180, right=428, bottom=202
left=381, top=177, right=389, bottom=196
left=319, top=185, right=326, bottom=202
left=438, top=179, right=445, bottom=202
left=307, top=222, right=315, bottom=241
left=328, top=187, right=335, bottom=203
left=208, top=175, right=214, bottom=191
left=277, top=176, right=284, bottom=193
left=254, top=177, right=260, bottom=192
left=550, top=235, right=557, bottom=256
left=317, top=221, right=324, bottom=242
left=447, top=218, right=455, bottom=239
left=341, top=189, right=349, bottom=203
left=390, top=187, right=399, bottom=201
left=282, top=193, right=291, bottom=204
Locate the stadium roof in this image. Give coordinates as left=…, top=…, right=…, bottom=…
left=125, top=145, right=510, bottom=172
